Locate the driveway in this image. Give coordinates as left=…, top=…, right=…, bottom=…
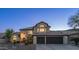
left=36, top=44, right=79, bottom=50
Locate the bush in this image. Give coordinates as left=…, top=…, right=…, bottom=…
left=71, top=38, right=79, bottom=45
left=25, top=40, right=29, bottom=45
left=16, top=41, right=19, bottom=43
left=27, top=34, right=33, bottom=44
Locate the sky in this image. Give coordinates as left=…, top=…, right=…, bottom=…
left=0, top=8, right=79, bottom=32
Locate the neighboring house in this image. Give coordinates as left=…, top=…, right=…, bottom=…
left=0, top=21, right=79, bottom=44
left=0, top=33, right=5, bottom=39
left=11, top=32, right=20, bottom=43
left=0, top=33, right=7, bottom=43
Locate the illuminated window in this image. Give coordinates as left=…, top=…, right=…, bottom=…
left=37, top=28, right=46, bottom=32
left=40, top=25, right=44, bottom=27
left=28, top=30, right=33, bottom=34
left=13, top=35, right=17, bottom=40
left=40, top=28, right=45, bottom=32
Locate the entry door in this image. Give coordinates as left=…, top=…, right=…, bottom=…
left=37, top=37, right=45, bottom=44
left=46, top=37, right=63, bottom=44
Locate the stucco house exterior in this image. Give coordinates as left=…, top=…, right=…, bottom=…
left=10, top=21, right=79, bottom=44
left=0, top=21, right=79, bottom=44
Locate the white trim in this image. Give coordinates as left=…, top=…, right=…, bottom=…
left=45, top=36, right=46, bottom=44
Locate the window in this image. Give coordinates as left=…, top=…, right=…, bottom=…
left=13, top=35, right=17, bottom=40
left=40, top=28, right=45, bottom=32
left=36, top=24, right=47, bottom=32
left=40, top=25, right=44, bottom=27
left=37, top=28, right=46, bottom=32
left=28, top=30, right=33, bottom=34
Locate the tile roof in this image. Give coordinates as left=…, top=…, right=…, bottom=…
left=13, top=32, right=20, bottom=35
left=34, top=21, right=51, bottom=27
left=33, top=31, right=65, bottom=36
left=33, top=30, right=79, bottom=36
left=20, top=26, right=34, bottom=31
left=20, top=21, right=50, bottom=31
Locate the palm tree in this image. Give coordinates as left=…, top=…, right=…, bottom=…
left=5, top=29, right=14, bottom=43
left=68, top=11, right=79, bottom=29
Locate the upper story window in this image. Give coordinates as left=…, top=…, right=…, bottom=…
left=40, top=25, right=45, bottom=27
left=37, top=28, right=46, bottom=32
left=40, top=28, right=45, bottom=32
left=28, top=30, right=33, bottom=34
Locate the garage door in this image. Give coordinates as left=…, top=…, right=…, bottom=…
left=37, top=37, right=45, bottom=44
left=46, top=37, right=63, bottom=44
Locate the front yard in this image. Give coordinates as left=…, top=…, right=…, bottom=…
left=0, top=43, right=36, bottom=50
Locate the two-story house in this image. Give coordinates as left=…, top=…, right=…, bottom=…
left=12, top=21, right=79, bottom=44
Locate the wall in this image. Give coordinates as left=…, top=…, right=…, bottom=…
left=0, top=39, right=7, bottom=43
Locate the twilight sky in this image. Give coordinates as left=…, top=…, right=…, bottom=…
left=0, top=8, right=79, bottom=32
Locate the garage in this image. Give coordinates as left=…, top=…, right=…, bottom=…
left=37, top=37, right=45, bottom=44
left=37, top=36, right=63, bottom=44
left=46, top=37, right=63, bottom=44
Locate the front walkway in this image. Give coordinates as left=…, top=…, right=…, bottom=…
left=36, top=44, right=79, bottom=50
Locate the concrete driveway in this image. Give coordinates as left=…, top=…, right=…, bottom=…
left=36, top=44, right=79, bottom=50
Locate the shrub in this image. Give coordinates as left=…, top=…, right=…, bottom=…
left=71, top=38, right=79, bottom=45
left=27, top=34, right=33, bottom=44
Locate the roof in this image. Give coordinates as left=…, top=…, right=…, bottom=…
left=67, top=29, right=79, bottom=31
left=0, top=33, right=5, bottom=39
left=20, top=26, right=34, bottom=31
left=20, top=21, right=50, bottom=31
left=33, top=31, right=65, bottom=36
left=33, top=30, right=79, bottom=36
left=35, top=21, right=51, bottom=27
left=13, top=32, right=20, bottom=35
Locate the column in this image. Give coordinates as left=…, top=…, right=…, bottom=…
left=45, top=36, right=46, bottom=44
left=63, top=36, right=68, bottom=44
left=33, top=36, right=37, bottom=44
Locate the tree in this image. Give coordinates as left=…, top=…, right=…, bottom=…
left=68, top=11, right=79, bottom=29
left=25, top=34, right=33, bottom=45
left=28, top=35, right=33, bottom=44
left=71, top=38, right=79, bottom=45
left=5, top=29, right=14, bottom=42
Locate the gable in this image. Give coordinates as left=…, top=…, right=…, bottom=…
left=34, top=21, right=50, bottom=28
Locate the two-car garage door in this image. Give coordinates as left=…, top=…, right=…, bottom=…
left=46, top=37, right=63, bottom=44
left=37, top=37, right=63, bottom=44
left=37, top=37, right=45, bottom=44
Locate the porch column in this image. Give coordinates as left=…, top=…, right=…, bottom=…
left=63, top=36, right=68, bottom=44
left=33, top=36, right=37, bottom=44
left=45, top=36, right=46, bottom=44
